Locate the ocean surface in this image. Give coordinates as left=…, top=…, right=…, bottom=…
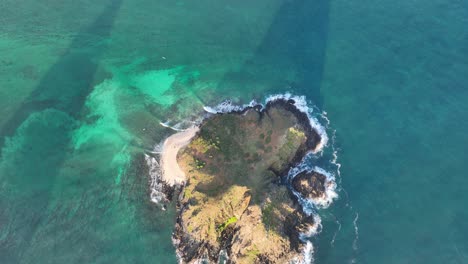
left=1, top=0, right=468, bottom=263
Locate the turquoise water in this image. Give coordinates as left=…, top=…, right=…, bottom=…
left=1, top=0, right=468, bottom=263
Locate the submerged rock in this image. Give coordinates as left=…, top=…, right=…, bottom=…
left=166, top=99, right=322, bottom=263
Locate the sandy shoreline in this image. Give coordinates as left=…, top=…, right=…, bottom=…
left=160, top=126, right=199, bottom=186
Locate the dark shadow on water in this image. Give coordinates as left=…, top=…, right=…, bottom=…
left=217, top=0, right=330, bottom=108
left=0, top=0, right=122, bottom=262
left=187, top=0, right=331, bottom=214
left=187, top=0, right=331, bottom=260
left=0, top=0, right=123, bottom=150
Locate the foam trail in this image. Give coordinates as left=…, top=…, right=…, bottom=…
left=332, top=149, right=341, bottom=177
left=145, top=142, right=163, bottom=155
left=321, top=110, right=342, bottom=181
left=321, top=110, right=331, bottom=126
left=159, top=121, right=185, bottom=132
left=145, top=141, right=166, bottom=205
left=331, top=217, right=342, bottom=246
left=203, top=99, right=258, bottom=114
left=352, top=213, right=359, bottom=251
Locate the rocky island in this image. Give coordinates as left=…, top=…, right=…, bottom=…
left=158, top=98, right=329, bottom=263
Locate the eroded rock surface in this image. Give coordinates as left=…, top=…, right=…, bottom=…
left=291, top=171, right=327, bottom=200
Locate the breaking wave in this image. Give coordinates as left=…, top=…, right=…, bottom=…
left=203, top=99, right=258, bottom=114
left=144, top=141, right=170, bottom=208
left=159, top=120, right=198, bottom=132
left=288, top=163, right=339, bottom=214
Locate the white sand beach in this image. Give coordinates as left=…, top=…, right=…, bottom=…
left=160, top=126, right=199, bottom=185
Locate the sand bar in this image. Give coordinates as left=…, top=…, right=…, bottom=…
left=160, top=126, right=199, bottom=185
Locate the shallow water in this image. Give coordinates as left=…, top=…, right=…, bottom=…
left=1, top=0, right=468, bottom=263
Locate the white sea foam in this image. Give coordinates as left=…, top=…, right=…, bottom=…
left=160, top=120, right=197, bottom=132
left=159, top=121, right=182, bottom=131
left=332, top=149, right=341, bottom=176
left=144, top=153, right=167, bottom=206
left=289, top=162, right=338, bottom=215
left=314, top=167, right=339, bottom=208
left=352, top=212, right=359, bottom=251
left=321, top=110, right=331, bottom=126
left=203, top=99, right=258, bottom=114
left=328, top=128, right=342, bottom=181
left=303, top=214, right=323, bottom=238
left=293, top=214, right=322, bottom=264
left=331, top=217, right=342, bottom=246
left=292, top=242, right=315, bottom=264
left=347, top=212, right=360, bottom=264
left=265, top=93, right=328, bottom=153
left=298, top=241, right=315, bottom=264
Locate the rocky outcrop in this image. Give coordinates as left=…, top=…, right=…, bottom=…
left=165, top=99, right=322, bottom=263
left=292, top=171, right=327, bottom=199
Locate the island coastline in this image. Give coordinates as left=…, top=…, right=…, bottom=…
left=153, top=96, right=335, bottom=263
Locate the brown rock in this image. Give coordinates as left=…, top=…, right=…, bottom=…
left=292, top=171, right=327, bottom=199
